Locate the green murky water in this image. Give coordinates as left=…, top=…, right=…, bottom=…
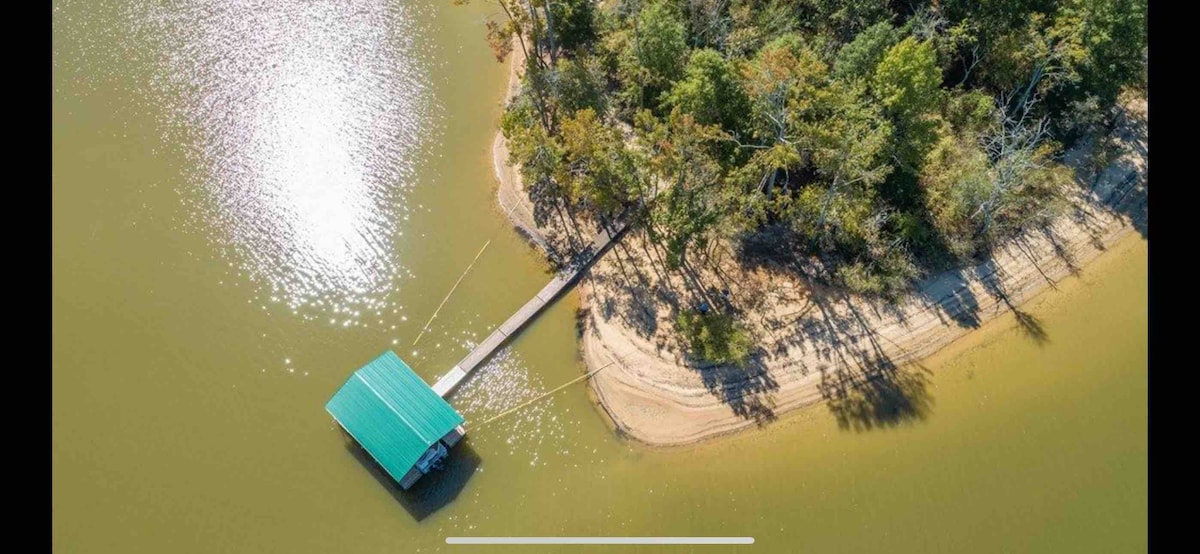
left=53, top=1, right=1147, bottom=552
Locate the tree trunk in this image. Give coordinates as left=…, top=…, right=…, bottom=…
left=523, top=0, right=543, bottom=66
left=553, top=197, right=577, bottom=252
left=498, top=0, right=531, bottom=66
left=817, top=173, right=842, bottom=230
left=542, top=1, right=558, bottom=66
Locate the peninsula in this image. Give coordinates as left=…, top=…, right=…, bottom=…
left=480, top=0, right=1147, bottom=445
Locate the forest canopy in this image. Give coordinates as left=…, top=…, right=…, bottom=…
left=473, top=0, right=1146, bottom=297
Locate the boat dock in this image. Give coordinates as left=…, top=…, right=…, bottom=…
left=431, top=219, right=629, bottom=397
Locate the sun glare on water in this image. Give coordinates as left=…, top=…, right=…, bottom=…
left=136, top=0, right=439, bottom=322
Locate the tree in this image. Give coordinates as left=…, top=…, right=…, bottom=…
left=467, top=0, right=1141, bottom=299
left=664, top=48, right=750, bottom=133
left=833, top=20, right=899, bottom=81
left=874, top=37, right=942, bottom=128
left=737, top=34, right=828, bottom=206
left=1048, top=0, right=1146, bottom=137
left=635, top=1, right=689, bottom=88
left=804, top=0, right=892, bottom=42
left=920, top=92, right=1070, bottom=257
left=742, top=33, right=826, bottom=135
left=634, top=108, right=727, bottom=271
left=943, top=88, right=996, bottom=137
left=675, top=309, right=753, bottom=366
left=959, top=6, right=1089, bottom=114
left=548, top=0, right=598, bottom=53
left=686, top=0, right=733, bottom=51
left=501, top=96, right=571, bottom=233
left=557, top=108, right=643, bottom=220
left=919, top=135, right=992, bottom=259
left=555, top=55, right=609, bottom=117
left=873, top=37, right=944, bottom=169
left=971, top=93, right=1070, bottom=241
left=798, top=81, right=893, bottom=250
left=1070, top=0, right=1146, bottom=103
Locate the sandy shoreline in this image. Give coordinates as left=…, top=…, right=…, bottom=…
left=492, top=43, right=555, bottom=257
left=581, top=202, right=1144, bottom=446
left=490, top=52, right=1147, bottom=446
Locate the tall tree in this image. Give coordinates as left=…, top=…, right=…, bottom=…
left=555, top=55, right=609, bottom=117
left=804, top=0, right=891, bottom=42
left=873, top=36, right=944, bottom=170
left=635, top=1, right=689, bottom=89
left=971, top=93, right=1070, bottom=241
left=686, top=0, right=732, bottom=51
left=547, top=0, right=599, bottom=53
left=802, top=82, right=893, bottom=248
left=737, top=34, right=828, bottom=207
left=557, top=108, right=644, bottom=221
left=833, top=20, right=899, bottom=81
left=664, top=48, right=750, bottom=133
left=635, top=109, right=727, bottom=270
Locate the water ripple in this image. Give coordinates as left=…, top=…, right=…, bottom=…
left=454, top=346, right=581, bottom=467
left=132, top=0, right=440, bottom=321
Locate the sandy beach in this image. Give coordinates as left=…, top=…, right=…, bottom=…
left=492, top=43, right=568, bottom=261
left=491, top=53, right=1148, bottom=446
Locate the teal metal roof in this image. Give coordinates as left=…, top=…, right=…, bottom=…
left=326, top=351, right=464, bottom=483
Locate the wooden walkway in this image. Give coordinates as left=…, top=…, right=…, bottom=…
left=432, top=219, right=631, bottom=397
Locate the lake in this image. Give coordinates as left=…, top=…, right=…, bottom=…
left=53, top=1, right=1147, bottom=552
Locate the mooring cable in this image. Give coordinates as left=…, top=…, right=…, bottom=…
left=411, top=202, right=521, bottom=346
left=473, top=359, right=617, bottom=430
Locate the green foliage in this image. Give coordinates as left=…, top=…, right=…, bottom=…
left=555, top=56, right=609, bottom=117
left=549, top=0, right=598, bottom=53
left=675, top=310, right=754, bottom=367
left=985, top=143, right=1073, bottom=239
left=501, top=89, right=565, bottom=193
left=874, top=37, right=942, bottom=121
left=1072, top=0, right=1147, bottom=101
left=636, top=108, right=729, bottom=269
left=919, top=115, right=1072, bottom=259
left=735, top=34, right=828, bottom=219
left=598, top=25, right=644, bottom=118
left=636, top=1, right=689, bottom=87
left=919, top=135, right=992, bottom=259
left=873, top=37, right=944, bottom=169
left=685, top=0, right=734, bottom=51
left=664, top=49, right=750, bottom=132
left=833, top=20, right=899, bottom=80
left=558, top=108, right=643, bottom=216
left=725, top=0, right=802, bottom=57
left=975, top=11, right=1087, bottom=97
left=743, top=33, right=830, bottom=139
left=802, top=0, right=891, bottom=41
left=473, top=0, right=1143, bottom=299
left=836, top=247, right=920, bottom=297
left=800, top=81, right=893, bottom=247
left=942, top=89, right=997, bottom=137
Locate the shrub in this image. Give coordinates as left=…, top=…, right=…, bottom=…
left=675, top=309, right=754, bottom=367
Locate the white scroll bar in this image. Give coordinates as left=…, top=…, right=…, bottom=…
left=446, top=537, right=754, bottom=545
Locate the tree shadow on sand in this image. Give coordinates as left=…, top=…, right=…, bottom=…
left=805, top=290, right=936, bottom=430
left=973, top=259, right=1050, bottom=345
left=343, top=437, right=481, bottom=522
left=691, top=355, right=781, bottom=425
left=914, top=269, right=983, bottom=330
left=1086, top=103, right=1148, bottom=240
left=584, top=231, right=785, bottom=424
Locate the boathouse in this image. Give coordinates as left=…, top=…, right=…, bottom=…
left=326, top=351, right=466, bottom=490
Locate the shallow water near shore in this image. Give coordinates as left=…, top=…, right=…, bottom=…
left=54, top=1, right=1146, bottom=553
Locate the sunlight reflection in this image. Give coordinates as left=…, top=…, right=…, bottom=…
left=137, top=0, right=438, bottom=322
